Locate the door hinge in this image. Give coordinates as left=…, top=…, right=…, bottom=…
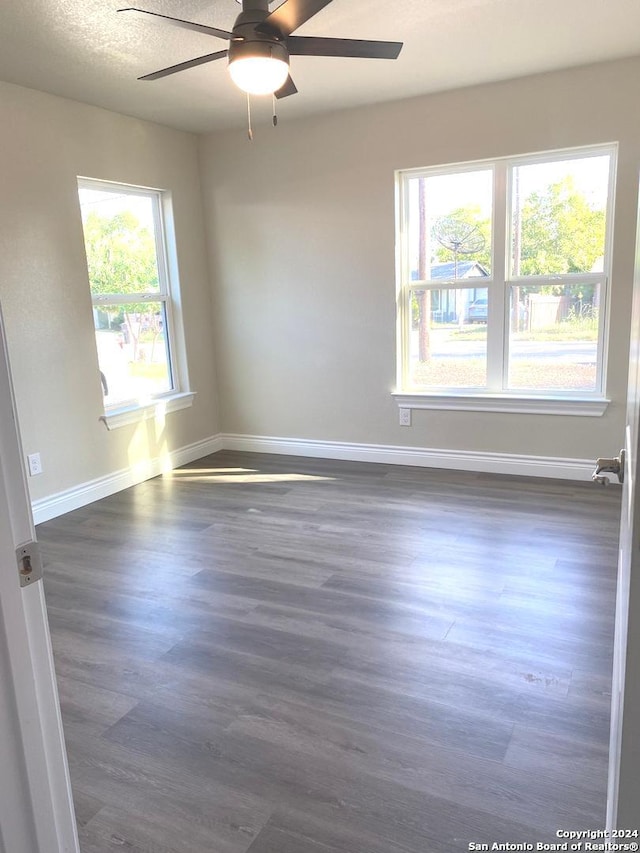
left=16, top=541, right=43, bottom=587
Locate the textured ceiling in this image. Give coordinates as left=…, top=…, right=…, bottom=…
left=1, top=0, right=640, bottom=133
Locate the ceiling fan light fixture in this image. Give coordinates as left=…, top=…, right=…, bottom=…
left=227, top=38, right=290, bottom=96
left=229, top=55, right=289, bottom=95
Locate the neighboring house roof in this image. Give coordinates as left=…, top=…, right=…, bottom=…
left=428, top=261, right=490, bottom=280
left=411, top=261, right=489, bottom=281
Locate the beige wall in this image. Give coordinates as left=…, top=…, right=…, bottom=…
left=3, top=57, right=640, bottom=504
left=199, top=57, right=640, bottom=462
left=0, top=82, right=220, bottom=501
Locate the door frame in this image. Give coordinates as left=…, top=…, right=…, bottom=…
left=605, top=183, right=640, bottom=829
left=0, top=303, right=79, bottom=852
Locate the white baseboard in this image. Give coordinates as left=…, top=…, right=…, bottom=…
left=31, top=431, right=599, bottom=524
left=219, top=433, right=596, bottom=482
left=31, top=435, right=223, bottom=525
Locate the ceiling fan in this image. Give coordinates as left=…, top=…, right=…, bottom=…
left=118, top=0, right=403, bottom=99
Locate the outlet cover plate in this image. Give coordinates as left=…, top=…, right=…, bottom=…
left=27, top=453, right=42, bottom=476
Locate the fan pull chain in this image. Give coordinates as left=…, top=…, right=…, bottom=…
left=246, top=93, right=253, bottom=141
left=272, top=94, right=278, bottom=127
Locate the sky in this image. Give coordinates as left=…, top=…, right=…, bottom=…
left=78, top=187, right=156, bottom=231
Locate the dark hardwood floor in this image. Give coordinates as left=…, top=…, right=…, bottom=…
left=38, top=451, right=621, bottom=852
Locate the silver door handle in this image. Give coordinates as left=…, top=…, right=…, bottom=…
left=592, top=449, right=625, bottom=485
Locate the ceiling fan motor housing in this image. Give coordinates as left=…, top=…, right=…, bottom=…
left=228, top=7, right=290, bottom=66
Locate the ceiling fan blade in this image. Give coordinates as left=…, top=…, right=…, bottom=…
left=118, top=8, right=234, bottom=41
left=261, top=0, right=334, bottom=36
left=275, top=75, right=298, bottom=99
left=138, top=50, right=228, bottom=81
left=286, top=35, right=403, bottom=59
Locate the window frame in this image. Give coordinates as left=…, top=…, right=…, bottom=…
left=77, top=177, right=194, bottom=427
left=394, top=144, right=617, bottom=416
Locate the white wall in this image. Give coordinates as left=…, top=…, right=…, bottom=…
left=199, top=57, right=640, bottom=463
left=0, top=82, right=220, bottom=502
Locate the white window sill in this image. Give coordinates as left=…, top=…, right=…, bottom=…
left=100, top=391, right=196, bottom=430
left=392, top=392, right=609, bottom=417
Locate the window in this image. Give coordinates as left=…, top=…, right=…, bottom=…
left=78, top=179, right=192, bottom=424
left=395, top=145, right=616, bottom=414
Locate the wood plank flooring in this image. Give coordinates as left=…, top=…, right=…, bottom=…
left=37, top=451, right=621, bottom=852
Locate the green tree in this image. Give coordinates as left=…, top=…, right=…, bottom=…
left=83, top=210, right=158, bottom=295
left=413, top=178, right=605, bottom=363
left=82, top=211, right=160, bottom=360
left=518, top=176, right=606, bottom=276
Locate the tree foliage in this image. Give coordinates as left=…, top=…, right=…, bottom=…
left=414, top=177, right=606, bottom=360
left=83, top=211, right=158, bottom=297
left=429, top=178, right=605, bottom=279
left=82, top=210, right=162, bottom=360
left=517, top=176, right=605, bottom=276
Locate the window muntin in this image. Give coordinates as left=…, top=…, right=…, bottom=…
left=397, top=145, right=615, bottom=399
left=78, top=181, right=177, bottom=410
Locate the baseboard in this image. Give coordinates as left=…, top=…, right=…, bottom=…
left=219, top=433, right=595, bottom=482
left=31, top=434, right=223, bottom=525
left=31, top=431, right=599, bottom=524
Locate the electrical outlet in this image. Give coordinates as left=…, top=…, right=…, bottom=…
left=399, top=408, right=411, bottom=427
left=27, top=453, right=42, bottom=476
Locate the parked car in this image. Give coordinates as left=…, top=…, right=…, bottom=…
left=468, top=297, right=488, bottom=323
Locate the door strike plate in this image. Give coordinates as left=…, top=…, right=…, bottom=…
left=16, top=542, right=43, bottom=587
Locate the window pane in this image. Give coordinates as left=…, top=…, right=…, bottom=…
left=409, top=287, right=488, bottom=388
left=510, top=155, right=610, bottom=276
left=94, top=302, right=173, bottom=407
left=407, top=169, right=493, bottom=280
left=78, top=188, right=161, bottom=296
left=508, top=284, right=599, bottom=391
